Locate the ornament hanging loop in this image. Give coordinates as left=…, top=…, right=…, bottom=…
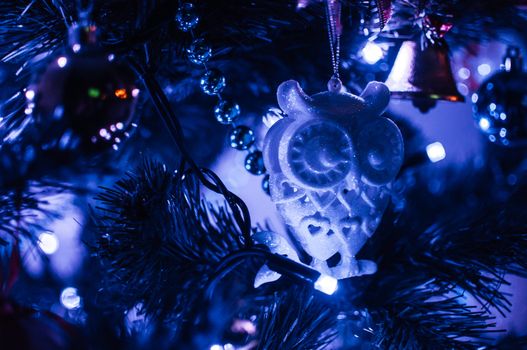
left=325, top=0, right=342, bottom=86
left=75, top=0, right=93, bottom=22
left=327, top=75, right=343, bottom=92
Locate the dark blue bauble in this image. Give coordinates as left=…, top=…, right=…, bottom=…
left=175, top=3, right=199, bottom=32
left=229, top=126, right=254, bottom=149
left=29, top=43, right=139, bottom=154
left=245, top=151, right=266, bottom=175
left=262, top=174, right=270, bottom=194
left=187, top=38, right=211, bottom=65
left=214, top=100, right=240, bottom=124
left=473, top=48, right=527, bottom=146
left=200, top=69, right=225, bottom=95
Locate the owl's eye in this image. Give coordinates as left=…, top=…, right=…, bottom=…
left=356, top=117, right=404, bottom=185
left=284, top=119, right=353, bottom=189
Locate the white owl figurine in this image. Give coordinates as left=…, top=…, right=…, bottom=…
left=262, top=78, right=403, bottom=280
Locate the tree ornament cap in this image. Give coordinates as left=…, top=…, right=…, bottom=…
left=327, top=76, right=343, bottom=93
left=68, top=22, right=98, bottom=53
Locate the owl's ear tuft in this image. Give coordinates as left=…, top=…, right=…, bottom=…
left=277, top=80, right=312, bottom=115
left=360, top=82, right=390, bottom=115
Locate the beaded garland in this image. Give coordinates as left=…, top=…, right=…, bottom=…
left=176, top=1, right=270, bottom=193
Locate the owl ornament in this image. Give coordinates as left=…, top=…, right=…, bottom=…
left=261, top=78, right=403, bottom=280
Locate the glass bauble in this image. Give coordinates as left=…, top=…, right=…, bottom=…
left=473, top=62, right=527, bottom=146
left=29, top=50, right=139, bottom=155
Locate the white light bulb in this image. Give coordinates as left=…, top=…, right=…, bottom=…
left=479, top=118, right=490, bottom=131
left=210, top=345, right=223, bottom=350
left=477, top=63, right=491, bottom=76
left=457, top=67, right=470, bottom=80
left=38, top=232, right=59, bottom=255
left=25, top=89, right=35, bottom=101
left=426, top=142, right=446, bottom=163
left=57, top=56, right=68, bottom=68
left=60, top=287, right=81, bottom=309
left=314, top=274, right=338, bottom=295
left=361, top=42, right=384, bottom=65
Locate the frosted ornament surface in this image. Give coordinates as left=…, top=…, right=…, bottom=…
left=263, top=79, right=403, bottom=279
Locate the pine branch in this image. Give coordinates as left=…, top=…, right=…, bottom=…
left=0, top=185, right=48, bottom=245
left=352, top=164, right=527, bottom=349
left=370, top=279, right=496, bottom=350
left=92, top=159, right=246, bottom=322
left=0, top=0, right=67, bottom=70
left=255, top=286, right=338, bottom=350
left=0, top=143, right=69, bottom=245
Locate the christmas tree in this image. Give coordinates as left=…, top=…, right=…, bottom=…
left=1, top=1, right=527, bottom=349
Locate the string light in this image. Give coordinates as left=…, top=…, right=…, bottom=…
left=25, top=89, right=35, bottom=101
left=314, top=274, right=339, bottom=295
left=361, top=42, right=384, bottom=64
left=57, top=56, right=68, bottom=68
left=477, top=63, right=491, bottom=76
left=115, top=88, right=128, bottom=99
left=457, top=67, right=470, bottom=80
left=209, top=343, right=236, bottom=350
left=425, top=142, right=446, bottom=163
left=38, top=232, right=59, bottom=255
left=479, top=118, right=491, bottom=131
left=60, top=287, right=81, bottom=309
left=264, top=250, right=339, bottom=296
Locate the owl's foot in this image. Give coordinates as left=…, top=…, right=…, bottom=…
left=353, top=259, right=377, bottom=276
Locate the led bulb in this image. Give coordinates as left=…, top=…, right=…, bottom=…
left=57, top=56, right=68, bottom=68
left=361, top=42, right=384, bottom=65
left=477, top=63, right=491, bottom=76
left=479, top=118, right=491, bottom=131
left=38, top=232, right=59, bottom=255
left=314, top=274, right=338, bottom=295
left=60, top=287, right=81, bottom=309
left=426, top=142, right=446, bottom=163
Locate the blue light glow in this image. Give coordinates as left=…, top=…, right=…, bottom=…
left=314, top=274, right=338, bottom=295
left=38, top=232, right=59, bottom=255
left=60, top=287, right=81, bottom=309
left=479, top=118, right=490, bottom=131
left=426, top=142, right=446, bottom=163
left=361, top=42, right=383, bottom=64
left=477, top=63, right=491, bottom=76
left=57, top=56, right=68, bottom=68
left=457, top=67, right=470, bottom=80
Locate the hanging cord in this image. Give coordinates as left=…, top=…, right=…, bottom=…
left=128, top=58, right=253, bottom=247
left=325, top=0, right=342, bottom=79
